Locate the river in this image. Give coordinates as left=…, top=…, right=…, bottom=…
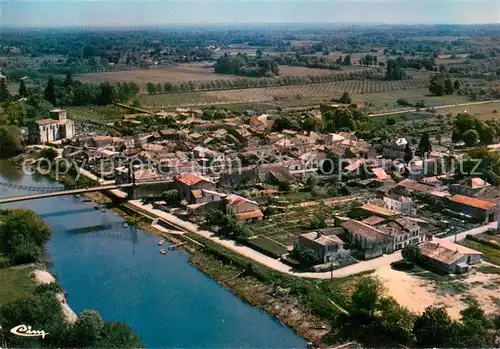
left=0, top=160, right=306, bottom=348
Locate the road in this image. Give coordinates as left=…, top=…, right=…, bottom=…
left=128, top=200, right=498, bottom=279
left=369, top=99, right=500, bottom=117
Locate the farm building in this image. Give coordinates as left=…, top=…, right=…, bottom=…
left=418, top=240, right=482, bottom=274
left=294, top=231, right=350, bottom=263
left=447, top=194, right=497, bottom=223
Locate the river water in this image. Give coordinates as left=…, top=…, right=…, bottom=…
left=0, top=160, right=306, bottom=348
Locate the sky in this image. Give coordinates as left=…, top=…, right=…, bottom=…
left=1, top=0, right=499, bottom=28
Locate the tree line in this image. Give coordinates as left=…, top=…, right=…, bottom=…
left=145, top=69, right=377, bottom=95
left=213, top=53, right=280, bottom=77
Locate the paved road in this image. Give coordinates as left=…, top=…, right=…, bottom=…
left=128, top=200, right=498, bottom=279
left=369, top=99, right=500, bottom=118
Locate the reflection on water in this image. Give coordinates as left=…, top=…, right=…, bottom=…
left=0, top=160, right=306, bottom=348
left=0, top=160, right=25, bottom=182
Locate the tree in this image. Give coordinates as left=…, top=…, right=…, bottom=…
left=402, top=244, right=420, bottom=262
left=73, top=310, right=105, bottom=347
left=306, top=175, right=318, bottom=191
left=0, top=125, right=22, bottom=158
left=453, top=79, right=461, bottom=91
left=444, top=78, right=454, bottom=95
left=413, top=306, right=459, bottom=347
left=293, top=248, right=319, bottom=265
left=457, top=304, right=495, bottom=347
left=478, top=125, right=495, bottom=145
left=377, top=297, right=416, bottom=345
left=204, top=208, right=225, bottom=227
left=96, top=82, right=116, bottom=105
left=417, top=133, right=432, bottom=156
left=0, top=77, right=11, bottom=101
left=338, top=91, right=352, bottom=104
left=18, top=79, right=28, bottom=97
left=463, top=129, right=479, bottom=147
left=161, top=189, right=180, bottom=205
left=0, top=209, right=52, bottom=263
left=97, top=322, right=144, bottom=348
left=404, top=143, right=413, bottom=164
left=309, top=216, right=326, bottom=229
left=63, top=70, right=74, bottom=88
left=428, top=74, right=446, bottom=96
left=40, top=147, right=58, bottom=161
left=44, top=76, right=57, bottom=105
left=386, top=117, right=396, bottom=126
left=351, top=277, right=383, bottom=318
left=343, top=55, right=351, bottom=65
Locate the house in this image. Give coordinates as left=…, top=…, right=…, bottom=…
left=394, top=179, right=435, bottom=195
left=419, top=240, right=482, bottom=274
left=294, top=231, right=349, bottom=263
left=371, top=168, right=391, bottom=181
left=447, top=194, right=497, bottom=223
left=173, top=173, right=217, bottom=203
left=352, top=203, right=399, bottom=220
left=342, top=219, right=393, bottom=259
left=383, top=194, right=414, bottom=215
left=449, top=177, right=492, bottom=197
left=380, top=217, right=424, bottom=250
left=29, top=109, right=75, bottom=144
left=323, top=133, right=345, bottom=145
left=383, top=137, right=408, bottom=158
left=224, top=194, right=263, bottom=222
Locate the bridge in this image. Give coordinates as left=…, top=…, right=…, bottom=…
left=0, top=179, right=173, bottom=204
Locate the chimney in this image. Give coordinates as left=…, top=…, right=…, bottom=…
left=316, top=232, right=321, bottom=239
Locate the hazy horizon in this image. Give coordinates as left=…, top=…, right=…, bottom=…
left=1, top=0, right=499, bottom=28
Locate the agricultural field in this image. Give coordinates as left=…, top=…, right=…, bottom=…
left=66, top=105, right=130, bottom=124
left=138, top=78, right=429, bottom=109
left=278, top=65, right=373, bottom=76
left=429, top=100, right=500, bottom=121
left=355, top=88, right=470, bottom=114
left=246, top=197, right=358, bottom=251
left=76, top=63, right=240, bottom=85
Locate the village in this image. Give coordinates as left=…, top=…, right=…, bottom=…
left=24, top=103, right=499, bottom=284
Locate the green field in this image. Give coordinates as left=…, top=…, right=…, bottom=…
left=0, top=266, right=37, bottom=306
left=67, top=105, right=130, bottom=124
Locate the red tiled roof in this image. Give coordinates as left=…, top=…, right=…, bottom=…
left=236, top=209, right=263, bottom=220
left=450, top=194, right=497, bottom=211
left=361, top=203, right=398, bottom=218
left=191, top=189, right=202, bottom=199
left=174, top=173, right=207, bottom=186
left=371, top=168, right=391, bottom=180
left=342, top=219, right=390, bottom=242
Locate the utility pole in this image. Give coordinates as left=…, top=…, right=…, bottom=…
left=330, top=260, right=334, bottom=280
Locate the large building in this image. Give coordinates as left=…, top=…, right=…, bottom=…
left=29, top=109, right=75, bottom=144
left=419, top=240, right=482, bottom=274
left=294, top=230, right=349, bottom=263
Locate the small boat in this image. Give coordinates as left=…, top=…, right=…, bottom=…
left=101, top=208, right=106, bottom=212
left=83, top=199, right=91, bottom=203
left=94, top=206, right=99, bottom=210
left=157, top=239, right=165, bottom=246
left=123, top=222, right=129, bottom=228
left=75, top=194, right=80, bottom=198
left=160, top=249, right=167, bottom=255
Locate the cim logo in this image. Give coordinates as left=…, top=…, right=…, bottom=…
left=10, top=325, right=49, bottom=339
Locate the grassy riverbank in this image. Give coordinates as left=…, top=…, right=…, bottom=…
left=182, top=232, right=370, bottom=347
